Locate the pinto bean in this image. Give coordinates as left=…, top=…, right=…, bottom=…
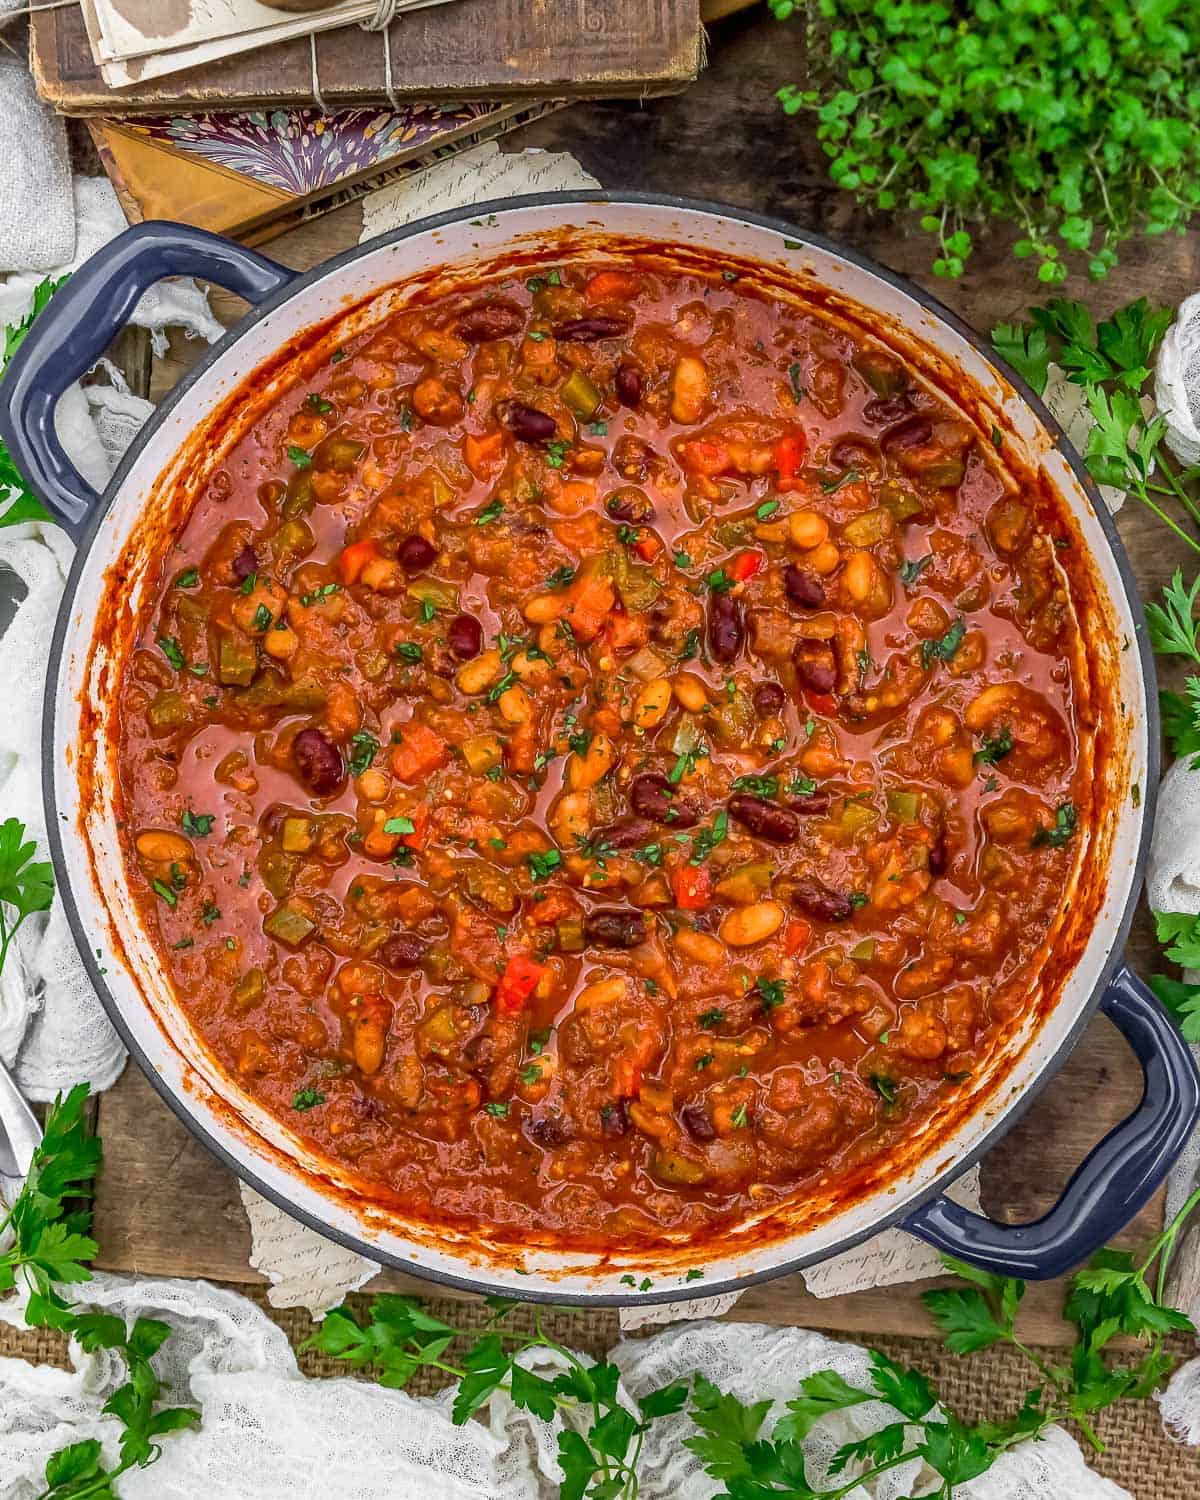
left=882, top=416, right=933, bottom=452
left=784, top=565, right=825, bottom=610
left=504, top=404, right=557, bottom=443
left=728, top=793, right=800, bottom=844
left=605, top=486, right=655, bottom=523
left=456, top=301, right=524, bottom=343
left=753, top=682, right=786, bottom=718
left=231, top=543, right=258, bottom=582
left=554, top=316, right=630, bottom=340
left=681, top=1103, right=716, bottom=1142
left=862, top=393, right=915, bottom=426
left=379, top=932, right=424, bottom=970
left=447, top=613, right=484, bottom=660
left=584, top=907, right=647, bottom=948
left=708, top=592, right=743, bottom=663
left=794, top=641, right=837, bottom=694
left=791, top=877, right=853, bottom=922
left=398, top=534, right=436, bottom=572
left=615, top=362, right=642, bottom=408
left=293, top=727, right=345, bottom=797
left=630, top=773, right=699, bottom=828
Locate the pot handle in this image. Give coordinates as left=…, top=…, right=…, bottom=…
left=0, top=221, right=296, bottom=539
left=903, top=965, right=1200, bottom=1280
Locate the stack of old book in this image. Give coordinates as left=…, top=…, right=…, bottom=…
left=30, top=0, right=702, bottom=244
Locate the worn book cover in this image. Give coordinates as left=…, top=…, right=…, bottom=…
left=32, top=0, right=702, bottom=114
left=87, top=99, right=560, bottom=244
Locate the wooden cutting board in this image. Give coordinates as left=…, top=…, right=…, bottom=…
left=91, top=12, right=1200, bottom=1345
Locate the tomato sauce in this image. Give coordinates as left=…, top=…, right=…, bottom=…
left=115, top=258, right=1089, bottom=1244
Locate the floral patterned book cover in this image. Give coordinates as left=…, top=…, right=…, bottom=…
left=88, top=99, right=560, bottom=244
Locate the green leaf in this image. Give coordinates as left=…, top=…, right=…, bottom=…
left=827, top=1420, right=910, bottom=1477
left=1150, top=974, right=1200, bottom=1042
left=1146, top=571, right=1200, bottom=662
left=638, top=1378, right=691, bottom=1418
left=923, top=1286, right=1008, bottom=1353
left=867, top=1350, right=937, bottom=1421
left=509, top=1363, right=560, bottom=1421
left=1160, top=686, right=1200, bottom=766
left=774, top=1369, right=873, bottom=1442
left=44, top=1438, right=105, bottom=1489
left=450, top=1334, right=512, bottom=1424
left=920, top=1417, right=995, bottom=1486
left=990, top=322, right=1050, bottom=394
left=556, top=1429, right=597, bottom=1500
left=685, top=1374, right=773, bottom=1479
left=1154, top=909, right=1200, bottom=969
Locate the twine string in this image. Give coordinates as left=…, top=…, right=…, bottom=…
left=311, top=0, right=403, bottom=115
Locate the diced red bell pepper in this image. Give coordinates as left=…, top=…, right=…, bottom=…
left=729, top=549, right=764, bottom=583
left=672, top=864, right=712, bottom=911
left=784, top=919, right=811, bottom=957
left=805, top=691, right=838, bottom=717
left=678, top=439, right=731, bottom=476
left=398, top=804, right=430, bottom=852
left=612, top=1056, right=642, bottom=1099
left=584, top=270, right=641, bottom=304
left=774, top=432, right=807, bottom=492
left=336, top=539, right=380, bottom=585
left=634, top=531, right=663, bottom=563
left=494, top=954, right=546, bottom=1014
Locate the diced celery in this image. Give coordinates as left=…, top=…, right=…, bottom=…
left=561, top=369, right=602, bottom=418
left=714, top=861, right=772, bottom=902
left=406, top=578, right=459, bottom=612
left=217, top=630, right=257, bottom=687
left=146, top=690, right=190, bottom=733
left=263, top=902, right=316, bottom=948
left=627, top=646, right=667, bottom=682
left=842, top=508, right=895, bottom=547
left=313, top=435, right=366, bottom=472
left=260, top=850, right=298, bottom=900
left=853, top=348, right=907, bottom=398
left=556, top=916, right=585, bottom=952
left=282, top=469, right=315, bottom=518
left=232, top=967, right=265, bottom=1009
left=462, top=733, right=504, bottom=775
left=849, top=939, right=876, bottom=962
left=281, top=817, right=314, bottom=854
left=878, top=482, right=924, bottom=522
left=840, top=801, right=877, bottom=835
left=886, top=789, right=921, bottom=823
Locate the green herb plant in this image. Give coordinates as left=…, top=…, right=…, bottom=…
left=0, top=821, right=199, bottom=1497
left=771, top=1, right=1200, bottom=284
left=0, top=279, right=63, bottom=528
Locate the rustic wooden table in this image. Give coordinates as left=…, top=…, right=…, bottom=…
left=96, top=8, right=1198, bottom=1352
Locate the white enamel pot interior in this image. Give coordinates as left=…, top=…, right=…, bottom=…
left=43, top=195, right=1156, bottom=1305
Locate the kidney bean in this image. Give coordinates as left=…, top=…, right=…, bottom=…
left=293, top=727, right=345, bottom=797
left=612, top=434, right=657, bottom=480
left=599, top=816, right=658, bottom=849
left=457, top=301, right=524, bottom=342
left=680, top=1103, right=716, bottom=1142
left=504, top=404, right=557, bottom=443
left=379, top=932, right=424, bottom=970
left=862, top=393, right=915, bottom=426
left=794, top=641, right=837, bottom=694
left=828, top=438, right=878, bottom=473
left=630, top=773, right=698, bottom=829
left=728, top=793, right=801, bottom=844
left=584, top=907, right=647, bottom=948
left=554, top=315, right=630, bottom=341
left=784, top=565, right=825, bottom=610
left=447, top=613, right=484, bottom=660
left=231, top=543, right=258, bottom=582
left=605, top=486, right=654, bottom=523
left=708, top=592, right=743, bottom=663
left=599, top=1099, right=630, bottom=1137
left=791, top=877, right=853, bottom=922
left=753, top=681, right=786, bottom=718
left=615, top=362, right=642, bottom=408
left=528, top=1114, right=571, bottom=1148
left=882, top=415, right=933, bottom=452
left=398, top=534, right=437, bottom=573
left=928, top=831, right=947, bottom=876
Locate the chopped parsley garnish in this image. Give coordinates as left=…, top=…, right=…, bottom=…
left=731, top=774, right=778, bottom=798
left=690, top=810, right=728, bottom=865
left=175, top=568, right=200, bottom=589
left=849, top=891, right=869, bottom=909
left=527, top=849, right=563, bottom=882
left=755, top=499, right=780, bottom=521
left=200, top=902, right=221, bottom=926
left=300, top=582, right=340, bottom=607
left=694, top=1053, right=714, bottom=1070
left=698, top=1008, right=725, bottom=1029
left=156, top=636, right=186, bottom=670
left=292, top=1088, right=325, bottom=1110
left=974, top=726, right=1014, bottom=765
left=678, top=627, right=700, bottom=661
left=730, top=1102, right=749, bottom=1128
left=483, top=1102, right=510, bottom=1118
left=788, top=361, right=805, bottom=404
left=899, top=554, right=934, bottom=586
left=305, top=393, right=333, bottom=414
left=706, top=567, right=734, bottom=594
left=820, top=469, right=861, bottom=493
left=239, top=572, right=258, bottom=595
left=348, top=731, right=379, bottom=777
left=1032, top=802, right=1078, bottom=848
left=756, top=976, right=786, bottom=1010
left=787, top=774, right=817, bottom=796
left=395, top=642, right=423, bottom=664
left=180, top=809, right=214, bottom=838
left=151, top=879, right=178, bottom=907
left=287, top=445, right=312, bottom=468
left=870, top=1074, right=898, bottom=1105
left=546, top=564, right=576, bottom=589
left=474, top=499, right=504, bottom=526
left=545, top=440, right=570, bottom=469
left=251, top=604, right=273, bottom=633
left=383, top=817, right=416, bottom=836
left=920, top=618, right=965, bottom=669
left=528, top=1027, right=552, bottom=1055
left=520, top=1065, right=542, bottom=1086
left=673, top=550, right=692, bottom=569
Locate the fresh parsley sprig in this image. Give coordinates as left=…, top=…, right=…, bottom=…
left=304, top=1294, right=687, bottom=1500
left=0, top=279, right=62, bottom=529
